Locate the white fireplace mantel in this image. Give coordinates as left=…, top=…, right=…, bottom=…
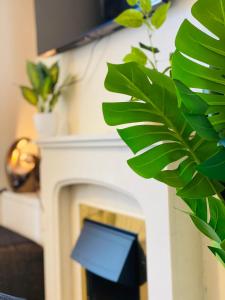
left=37, top=133, right=125, bottom=148
left=38, top=134, right=204, bottom=300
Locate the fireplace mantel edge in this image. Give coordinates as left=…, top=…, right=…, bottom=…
left=37, top=134, right=125, bottom=149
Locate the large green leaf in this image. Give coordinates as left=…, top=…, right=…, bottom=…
left=102, top=62, right=221, bottom=199
left=49, top=91, right=60, bottom=112
left=174, top=80, right=219, bottom=141
left=20, top=86, right=38, bottom=106
left=177, top=173, right=223, bottom=199
left=172, top=0, right=225, bottom=139
left=209, top=247, right=225, bottom=266
left=41, top=77, right=52, bottom=101
left=208, top=196, right=225, bottom=241
left=103, top=102, right=164, bottom=125
left=26, top=62, right=42, bottom=91
left=118, top=125, right=179, bottom=154
left=155, top=158, right=196, bottom=188
left=128, top=142, right=188, bottom=179
left=49, top=62, right=59, bottom=86
left=198, top=149, right=225, bottom=181
left=183, top=196, right=225, bottom=243
left=182, top=198, right=208, bottom=222
left=191, top=215, right=221, bottom=243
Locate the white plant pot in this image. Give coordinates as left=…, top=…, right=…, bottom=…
left=33, top=113, right=58, bottom=139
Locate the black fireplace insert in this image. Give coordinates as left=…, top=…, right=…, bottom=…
left=71, top=219, right=147, bottom=300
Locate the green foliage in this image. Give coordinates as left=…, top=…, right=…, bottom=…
left=140, top=0, right=152, bottom=14
left=26, top=62, right=42, bottom=91
left=151, top=2, right=171, bottom=29
left=115, top=9, right=143, bottom=28
left=139, top=42, right=159, bottom=54
left=20, top=61, right=75, bottom=113
left=127, top=0, right=139, bottom=7
left=171, top=0, right=225, bottom=264
left=175, top=81, right=219, bottom=141
left=209, top=247, right=225, bottom=266
left=197, top=149, right=225, bottom=181
left=183, top=196, right=225, bottom=264
left=103, top=62, right=224, bottom=198
left=123, top=47, right=147, bottom=65
left=102, top=61, right=225, bottom=267
left=103, top=0, right=225, bottom=268
left=115, top=0, right=171, bottom=70
left=172, top=0, right=225, bottom=140
left=20, top=86, right=38, bottom=106
left=49, top=62, right=59, bottom=86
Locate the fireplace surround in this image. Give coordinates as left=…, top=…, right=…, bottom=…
left=38, top=134, right=204, bottom=300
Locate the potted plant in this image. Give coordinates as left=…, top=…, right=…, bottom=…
left=20, top=61, right=75, bottom=138
left=102, top=0, right=225, bottom=268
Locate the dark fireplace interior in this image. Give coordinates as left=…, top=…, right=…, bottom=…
left=86, top=271, right=139, bottom=300
left=71, top=219, right=147, bottom=300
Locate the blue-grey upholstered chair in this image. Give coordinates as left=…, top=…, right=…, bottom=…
left=0, top=293, right=25, bottom=300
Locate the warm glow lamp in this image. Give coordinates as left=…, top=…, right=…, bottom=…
left=5, top=138, right=40, bottom=193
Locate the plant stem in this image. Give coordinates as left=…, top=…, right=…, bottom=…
left=148, top=31, right=157, bottom=69
left=144, top=20, right=158, bottom=70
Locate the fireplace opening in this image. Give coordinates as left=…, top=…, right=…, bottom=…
left=86, top=271, right=139, bottom=300
left=71, top=219, right=147, bottom=300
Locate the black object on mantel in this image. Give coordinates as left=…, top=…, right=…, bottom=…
left=71, top=219, right=141, bottom=300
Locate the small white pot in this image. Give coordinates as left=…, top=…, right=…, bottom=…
left=33, top=113, right=58, bottom=139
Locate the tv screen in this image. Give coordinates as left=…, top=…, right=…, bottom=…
left=34, top=0, right=163, bottom=56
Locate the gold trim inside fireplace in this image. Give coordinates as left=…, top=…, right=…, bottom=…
left=79, top=204, right=148, bottom=300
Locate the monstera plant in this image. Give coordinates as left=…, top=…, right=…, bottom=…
left=172, top=0, right=225, bottom=181
left=102, top=0, right=225, bottom=267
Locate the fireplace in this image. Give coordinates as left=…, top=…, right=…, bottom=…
left=71, top=205, right=148, bottom=300
left=86, top=271, right=139, bottom=300
left=38, top=134, right=204, bottom=300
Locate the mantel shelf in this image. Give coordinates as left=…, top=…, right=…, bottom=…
left=37, top=133, right=125, bottom=149
left=0, top=191, right=42, bottom=245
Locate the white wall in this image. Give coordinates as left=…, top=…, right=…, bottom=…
left=43, top=0, right=195, bottom=135
left=0, top=0, right=36, bottom=187
left=42, top=0, right=225, bottom=298
left=1, top=0, right=225, bottom=298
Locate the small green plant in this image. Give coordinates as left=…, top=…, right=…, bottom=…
left=115, top=0, right=170, bottom=71
left=20, top=61, right=76, bottom=113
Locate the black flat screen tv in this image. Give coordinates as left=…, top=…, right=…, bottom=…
left=34, top=0, right=163, bottom=56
